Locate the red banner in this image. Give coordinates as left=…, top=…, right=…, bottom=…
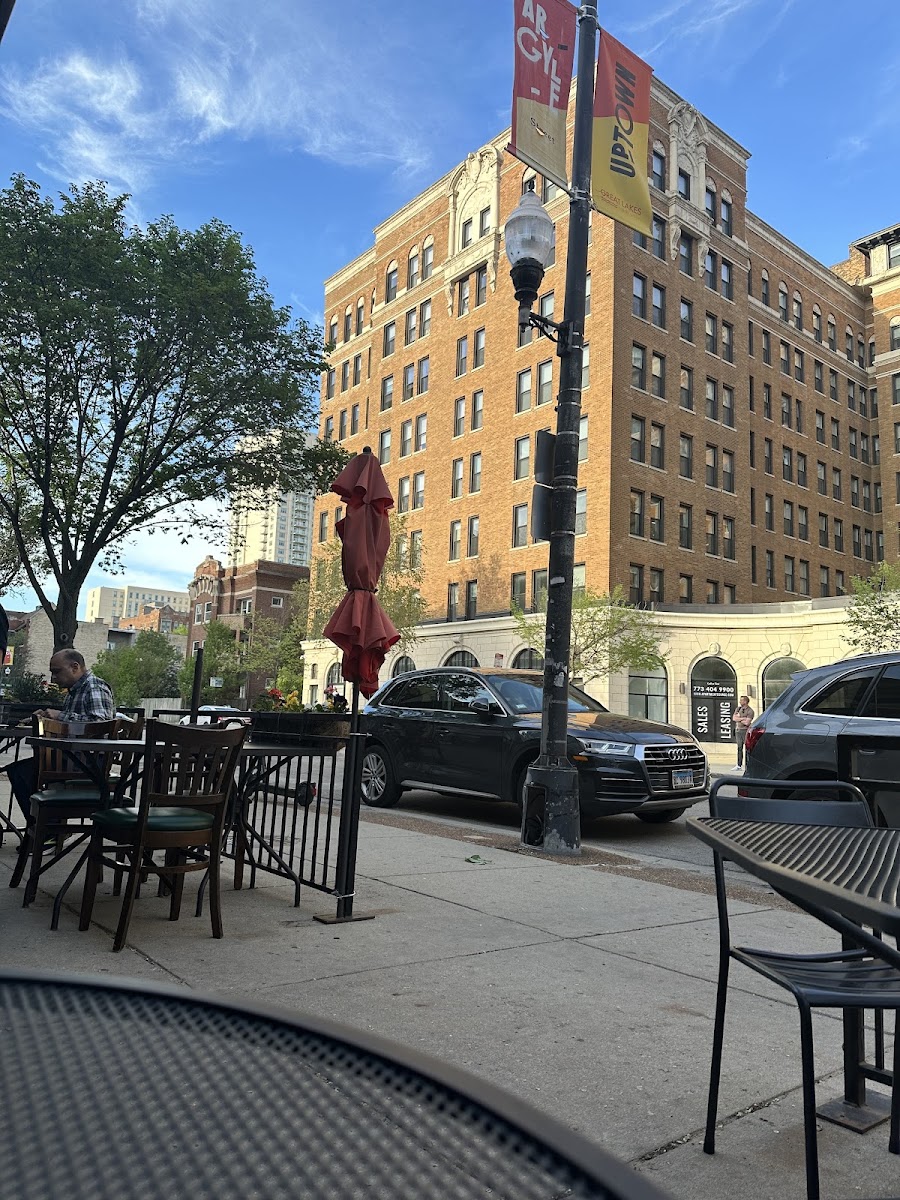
left=592, top=30, right=653, bottom=236
left=509, top=0, right=576, bottom=190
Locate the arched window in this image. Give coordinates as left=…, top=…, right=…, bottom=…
left=690, top=657, right=737, bottom=743
left=385, top=260, right=398, bottom=303
left=812, top=305, right=822, bottom=343
left=762, top=657, right=805, bottom=710
left=827, top=315, right=836, bottom=350
left=325, top=663, right=347, bottom=697
left=792, top=291, right=802, bottom=330
left=522, top=167, right=537, bottom=194
left=891, top=322, right=900, bottom=353
left=421, top=236, right=434, bottom=281
left=392, top=655, right=416, bottom=677
left=355, top=297, right=365, bottom=337
left=511, top=648, right=544, bottom=670
left=328, top=314, right=338, bottom=345
left=443, top=650, right=479, bottom=668
left=407, top=247, right=419, bottom=290
left=760, top=270, right=770, bottom=307
left=778, top=284, right=788, bottom=321
left=343, top=305, right=353, bottom=342
left=629, top=665, right=668, bottom=723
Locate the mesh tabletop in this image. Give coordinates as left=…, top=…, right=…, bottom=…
left=0, top=974, right=666, bottom=1200
left=691, top=818, right=900, bottom=937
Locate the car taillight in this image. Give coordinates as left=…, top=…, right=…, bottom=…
left=744, top=724, right=764, bottom=755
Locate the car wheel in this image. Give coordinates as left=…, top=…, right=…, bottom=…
left=361, top=745, right=401, bottom=808
left=635, top=807, right=687, bottom=824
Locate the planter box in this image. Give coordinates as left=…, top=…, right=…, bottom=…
left=250, top=710, right=351, bottom=751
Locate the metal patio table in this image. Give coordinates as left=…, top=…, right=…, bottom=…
left=0, top=970, right=669, bottom=1200
left=688, top=816, right=900, bottom=1129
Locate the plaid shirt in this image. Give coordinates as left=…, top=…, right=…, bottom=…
left=59, top=672, right=115, bottom=723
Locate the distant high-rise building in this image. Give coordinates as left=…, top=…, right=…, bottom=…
left=85, top=585, right=191, bottom=628
left=228, top=487, right=314, bottom=568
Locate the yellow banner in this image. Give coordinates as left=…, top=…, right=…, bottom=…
left=591, top=30, right=653, bottom=236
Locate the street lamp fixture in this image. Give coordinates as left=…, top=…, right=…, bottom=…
left=504, top=185, right=570, bottom=353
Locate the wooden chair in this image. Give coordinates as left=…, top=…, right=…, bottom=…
left=79, top=719, right=245, bottom=951
left=704, top=779, right=900, bottom=1200
left=10, top=717, right=121, bottom=907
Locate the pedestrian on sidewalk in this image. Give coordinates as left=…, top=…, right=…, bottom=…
left=731, top=694, right=754, bottom=769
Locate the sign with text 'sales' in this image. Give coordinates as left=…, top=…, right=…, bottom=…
left=591, top=30, right=653, bottom=236
left=509, top=0, right=576, bottom=190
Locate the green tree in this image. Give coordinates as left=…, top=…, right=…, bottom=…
left=0, top=175, right=348, bottom=651
left=93, top=629, right=181, bottom=706
left=512, top=585, right=667, bottom=682
left=304, top=512, right=427, bottom=652
left=843, top=562, right=900, bottom=656
left=177, top=620, right=244, bottom=706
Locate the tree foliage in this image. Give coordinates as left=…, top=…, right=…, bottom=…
left=241, top=601, right=307, bottom=694
left=0, top=175, right=348, bottom=650
left=843, top=562, right=900, bottom=656
left=93, top=630, right=181, bottom=706
left=512, top=585, right=667, bottom=682
left=304, top=512, right=427, bottom=652
left=176, top=620, right=244, bottom=706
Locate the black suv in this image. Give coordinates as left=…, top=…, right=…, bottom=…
left=361, top=668, right=708, bottom=823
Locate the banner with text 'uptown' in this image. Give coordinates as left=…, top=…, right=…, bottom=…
left=509, top=0, right=576, bottom=190
left=592, top=30, right=653, bottom=236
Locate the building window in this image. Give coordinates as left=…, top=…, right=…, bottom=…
left=537, top=359, right=553, bottom=405
left=629, top=564, right=644, bottom=605
left=532, top=568, right=548, bottom=610
left=450, top=458, right=463, bottom=498
left=479, top=207, right=491, bottom=238
left=650, top=422, right=665, bottom=469
left=778, top=284, right=788, bottom=322
left=831, top=418, right=840, bottom=451
left=651, top=216, right=666, bottom=260
left=419, top=299, right=432, bottom=337
left=512, top=504, right=528, bottom=548
left=706, top=511, right=719, bottom=556
left=473, top=327, right=485, bottom=369
left=761, top=271, right=770, bottom=306
left=762, top=330, right=771, bottom=364
left=454, top=396, right=466, bottom=438
left=383, top=322, right=396, bottom=356
left=465, top=580, right=478, bottom=620
left=678, top=233, right=693, bottom=276
left=378, top=429, right=391, bottom=464
left=679, top=504, right=692, bottom=549
left=814, top=360, right=823, bottom=392
left=407, top=250, right=419, bottom=291
left=516, top=367, right=532, bottom=413
left=575, top=489, right=587, bottom=535
left=385, top=265, right=398, bottom=302
left=633, top=273, right=646, bottom=319
left=469, top=452, right=482, bottom=493
left=402, top=363, right=415, bottom=401
left=651, top=352, right=666, bottom=398
left=578, top=414, right=589, bottom=462
left=704, top=250, right=717, bottom=290
left=705, top=312, right=717, bottom=354
left=784, top=555, right=795, bottom=592
left=400, top=419, right=412, bottom=457
left=318, top=511, right=328, bottom=542
left=467, top=515, right=480, bottom=557
left=515, top=436, right=531, bottom=480
left=677, top=574, right=694, bottom=604
left=630, top=490, right=644, bottom=537
left=417, top=357, right=429, bottom=393
left=471, top=389, right=483, bottom=430
left=679, top=434, right=693, bottom=479
left=325, top=368, right=335, bottom=399
left=632, top=343, right=647, bottom=390
left=351, top=403, right=359, bottom=435
left=652, top=284, right=666, bottom=328
left=448, top=520, right=461, bottom=561
left=585, top=272, right=591, bottom=315
left=475, top=266, right=487, bottom=307
left=415, top=413, right=427, bottom=452
left=631, top=416, right=646, bottom=463
left=783, top=500, right=794, bottom=537
left=457, top=277, right=469, bottom=317
left=511, top=572, right=526, bottom=611
left=447, top=583, right=459, bottom=621
left=722, top=449, right=735, bottom=493
left=412, top=472, right=425, bottom=510
left=340, top=361, right=349, bottom=392
left=706, top=580, right=720, bottom=605
left=460, top=218, right=473, bottom=249
left=651, top=150, right=666, bottom=189
left=705, top=377, right=718, bottom=421
left=455, top=336, right=468, bottom=376
left=834, top=518, right=844, bottom=552
left=397, top=476, right=410, bottom=513
left=649, top=495, right=664, bottom=542
left=723, top=516, right=735, bottom=560
left=721, top=260, right=733, bottom=300
left=677, top=168, right=691, bottom=199
left=722, top=322, right=734, bottom=363
left=680, top=366, right=693, bottom=410
left=680, top=298, right=693, bottom=341
left=819, top=566, right=830, bottom=597
left=722, top=385, right=735, bottom=428
left=404, top=309, right=417, bottom=346
left=720, top=197, right=732, bottom=237
left=797, top=452, right=807, bottom=488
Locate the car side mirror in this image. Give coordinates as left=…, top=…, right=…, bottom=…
left=472, top=699, right=497, bottom=720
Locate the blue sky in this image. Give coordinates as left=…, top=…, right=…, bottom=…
left=1, top=0, right=898, bottom=616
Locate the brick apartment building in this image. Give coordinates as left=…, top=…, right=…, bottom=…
left=185, top=556, right=308, bottom=699
left=124, top=604, right=189, bottom=635
left=313, top=76, right=899, bottom=638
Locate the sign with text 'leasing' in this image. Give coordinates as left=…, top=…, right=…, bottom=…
left=591, top=30, right=653, bottom=236
left=508, top=0, right=576, bottom=190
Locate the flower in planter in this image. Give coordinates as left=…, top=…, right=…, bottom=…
left=252, top=687, right=285, bottom=712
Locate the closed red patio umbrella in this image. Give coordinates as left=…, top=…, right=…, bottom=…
left=323, top=447, right=399, bottom=698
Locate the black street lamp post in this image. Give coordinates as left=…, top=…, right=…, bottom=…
left=504, top=2, right=598, bottom=855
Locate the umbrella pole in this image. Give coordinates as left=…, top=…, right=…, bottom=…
left=319, top=681, right=373, bottom=923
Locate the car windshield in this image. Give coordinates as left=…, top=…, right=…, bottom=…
left=484, top=674, right=607, bottom=715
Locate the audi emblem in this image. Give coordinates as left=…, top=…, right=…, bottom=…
left=668, top=748, right=689, bottom=762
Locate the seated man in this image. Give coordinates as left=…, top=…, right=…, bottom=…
left=5, top=649, right=115, bottom=818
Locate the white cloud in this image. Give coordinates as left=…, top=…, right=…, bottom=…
left=0, top=1, right=432, bottom=195
left=625, top=0, right=798, bottom=70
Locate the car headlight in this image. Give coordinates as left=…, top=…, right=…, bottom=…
left=577, top=740, right=635, bottom=756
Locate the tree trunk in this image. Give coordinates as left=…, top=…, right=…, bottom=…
left=51, top=592, right=79, bottom=652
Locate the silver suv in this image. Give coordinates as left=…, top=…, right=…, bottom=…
left=745, top=652, right=900, bottom=823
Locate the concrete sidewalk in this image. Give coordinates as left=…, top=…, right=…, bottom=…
left=0, top=804, right=895, bottom=1199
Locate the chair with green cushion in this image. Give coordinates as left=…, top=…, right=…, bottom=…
left=11, top=716, right=122, bottom=907
left=79, top=719, right=245, bottom=951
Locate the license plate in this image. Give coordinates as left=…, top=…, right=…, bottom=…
left=672, top=769, right=694, bottom=789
